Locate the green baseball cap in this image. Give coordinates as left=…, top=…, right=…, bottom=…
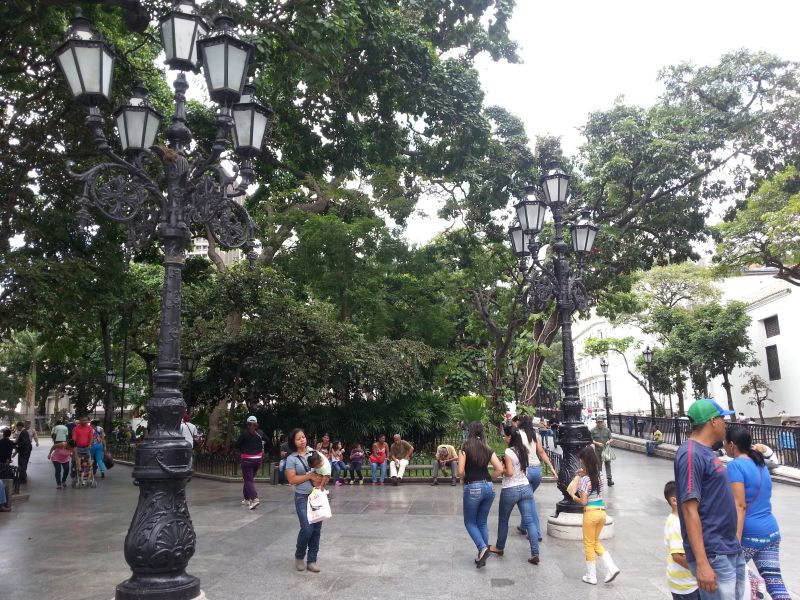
left=687, top=399, right=734, bottom=425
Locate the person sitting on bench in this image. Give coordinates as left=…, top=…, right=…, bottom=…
left=431, top=444, right=458, bottom=486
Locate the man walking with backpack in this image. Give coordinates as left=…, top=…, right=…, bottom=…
left=13, top=423, right=33, bottom=484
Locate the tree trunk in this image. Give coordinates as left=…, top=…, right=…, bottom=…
left=757, top=401, right=765, bottom=424
left=721, top=372, right=735, bottom=421
left=674, top=373, right=686, bottom=416
left=520, top=310, right=560, bottom=405
left=224, top=361, right=243, bottom=449
left=23, top=370, right=36, bottom=425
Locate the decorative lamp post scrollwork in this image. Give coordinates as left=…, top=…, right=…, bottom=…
left=509, top=169, right=598, bottom=518
left=54, top=3, right=271, bottom=598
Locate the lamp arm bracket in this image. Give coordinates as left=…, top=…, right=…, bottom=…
left=68, top=161, right=163, bottom=224
left=206, top=200, right=257, bottom=249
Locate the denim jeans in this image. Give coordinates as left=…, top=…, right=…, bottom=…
left=294, top=493, right=322, bottom=563
left=498, top=483, right=540, bottom=555
left=518, top=465, right=542, bottom=539
left=688, top=552, right=747, bottom=600
left=432, top=459, right=458, bottom=479
left=331, top=460, right=347, bottom=481
left=462, top=481, right=495, bottom=552
left=90, top=443, right=105, bottom=473
left=53, top=461, right=69, bottom=485
left=371, top=461, right=387, bottom=482
left=349, top=461, right=363, bottom=481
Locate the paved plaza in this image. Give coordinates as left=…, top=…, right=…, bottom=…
left=1, top=446, right=798, bottom=600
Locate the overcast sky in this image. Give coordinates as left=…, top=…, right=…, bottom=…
left=403, top=0, right=800, bottom=245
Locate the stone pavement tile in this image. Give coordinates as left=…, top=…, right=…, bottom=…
left=3, top=446, right=800, bottom=600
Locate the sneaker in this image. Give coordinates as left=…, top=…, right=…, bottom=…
left=306, top=563, right=320, bottom=573
left=56, top=485, right=62, bottom=490
left=391, top=476, right=397, bottom=486
left=250, top=498, right=260, bottom=510
left=0, top=506, right=10, bottom=512
left=101, top=472, right=105, bottom=479
left=348, top=480, right=354, bottom=485
left=359, top=480, right=364, bottom=485
left=451, top=479, right=457, bottom=486
left=335, top=481, right=343, bottom=486
left=431, top=480, right=438, bottom=486
left=295, top=559, right=306, bottom=571
left=241, top=500, right=250, bottom=505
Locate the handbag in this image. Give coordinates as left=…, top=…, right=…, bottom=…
left=601, top=444, right=617, bottom=462
left=369, top=450, right=385, bottom=464
left=307, top=487, right=332, bottom=523
left=103, top=453, right=115, bottom=469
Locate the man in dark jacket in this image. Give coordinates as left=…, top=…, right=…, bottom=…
left=14, top=422, right=32, bottom=484
left=0, top=428, right=15, bottom=466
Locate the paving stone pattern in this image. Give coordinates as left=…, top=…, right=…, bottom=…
left=1, top=445, right=798, bottom=599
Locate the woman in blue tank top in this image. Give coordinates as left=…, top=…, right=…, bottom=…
left=725, top=426, right=789, bottom=600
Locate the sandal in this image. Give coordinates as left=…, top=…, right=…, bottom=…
left=488, top=545, right=504, bottom=556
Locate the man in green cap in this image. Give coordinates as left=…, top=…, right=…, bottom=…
left=673, top=399, right=745, bottom=600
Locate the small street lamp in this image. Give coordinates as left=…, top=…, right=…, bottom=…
left=509, top=167, right=599, bottom=517
left=600, top=357, right=611, bottom=417
left=475, top=355, right=487, bottom=395
left=643, top=345, right=656, bottom=420
left=55, top=3, right=268, bottom=598
left=507, top=356, right=519, bottom=405
left=104, top=369, right=116, bottom=423
left=182, top=355, right=199, bottom=408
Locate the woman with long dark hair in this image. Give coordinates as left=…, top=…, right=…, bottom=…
left=488, top=426, right=541, bottom=563
left=458, top=421, right=503, bottom=568
left=516, top=416, right=558, bottom=541
left=725, top=426, right=789, bottom=599
left=570, top=445, right=620, bottom=585
left=284, top=428, right=325, bottom=572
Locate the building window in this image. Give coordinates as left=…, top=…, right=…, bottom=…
left=763, top=316, right=780, bottom=338
left=766, top=345, right=781, bottom=381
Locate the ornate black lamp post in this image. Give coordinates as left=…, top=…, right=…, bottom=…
left=600, top=357, right=610, bottom=416
left=643, top=345, right=656, bottom=420
left=55, top=3, right=270, bottom=599
left=509, top=169, right=598, bottom=517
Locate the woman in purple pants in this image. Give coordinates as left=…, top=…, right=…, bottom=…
left=235, top=416, right=265, bottom=509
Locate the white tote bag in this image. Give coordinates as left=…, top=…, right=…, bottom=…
left=307, top=487, right=332, bottom=523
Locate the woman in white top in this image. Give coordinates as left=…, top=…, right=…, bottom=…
left=488, top=426, right=541, bottom=564
left=516, top=416, right=557, bottom=542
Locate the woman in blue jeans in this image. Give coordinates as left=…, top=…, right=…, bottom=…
left=516, top=417, right=557, bottom=541
left=457, top=422, right=503, bottom=568
left=490, top=427, right=541, bottom=563
left=285, top=428, right=325, bottom=572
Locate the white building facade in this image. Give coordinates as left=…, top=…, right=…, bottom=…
left=573, top=269, right=800, bottom=420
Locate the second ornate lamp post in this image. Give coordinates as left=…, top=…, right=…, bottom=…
left=55, top=3, right=270, bottom=598
left=643, top=345, right=656, bottom=420
left=509, top=168, right=598, bottom=518
left=600, top=356, right=610, bottom=416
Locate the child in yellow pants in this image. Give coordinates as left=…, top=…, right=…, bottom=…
left=570, top=445, right=621, bottom=585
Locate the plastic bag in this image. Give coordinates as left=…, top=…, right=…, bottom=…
left=749, top=567, right=766, bottom=599
left=307, top=487, right=332, bottom=523
left=601, top=444, right=616, bottom=462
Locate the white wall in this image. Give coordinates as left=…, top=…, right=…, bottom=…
left=573, top=269, right=800, bottom=419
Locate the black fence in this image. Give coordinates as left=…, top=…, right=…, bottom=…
left=608, top=414, right=800, bottom=468
left=108, top=444, right=272, bottom=479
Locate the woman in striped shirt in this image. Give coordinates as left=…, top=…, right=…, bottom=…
left=570, top=445, right=621, bottom=585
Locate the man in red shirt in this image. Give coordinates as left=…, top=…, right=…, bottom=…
left=71, top=416, right=94, bottom=479
left=71, top=416, right=93, bottom=448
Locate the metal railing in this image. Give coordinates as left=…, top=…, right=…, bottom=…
left=108, top=444, right=273, bottom=479
left=608, top=414, right=800, bottom=468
